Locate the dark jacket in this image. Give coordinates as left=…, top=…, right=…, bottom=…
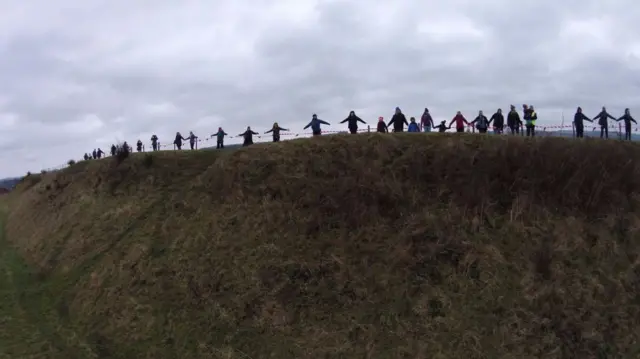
left=377, top=121, right=388, bottom=133
left=507, top=110, right=521, bottom=128
left=239, top=130, right=258, bottom=145
left=265, top=126, right=289, bottom=140
left=421, top=113, right=434, bottom=128
left=593, top=110, right=616, bottom=127
left=340, top=116, right=366, bottom=129
left=573, top=112, right=591, bottom=127
left=490, top=113, right=504, bottom=128
left=174, top=134, right=186, bottom=145
left=388, top=113, right=409, bottom=132
left=471, top=115, right=489, bottom=129
left=617, top=114, right=637, bottom=127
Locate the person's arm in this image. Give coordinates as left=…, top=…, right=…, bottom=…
left=607, top=112, right=616, bottom=120
left=357, top=116, right=366, bottom=124
left=319, top=120, right=330, bottom=125
left=252, top=131, right=259, bottom=135
left=470, top=116, right=478, bottom=125
left=463, top=116, right=470, bottom=125
left=387, top=116, right=395, bottom=127
left=616, top=116, right=623, bottom=122
left=403, top=115, right=408, bottom=126
left=631, top=116, right=637, bottom=124
left=340, top=118, right=348, bottom=123
left=303, top=122, right=312, bottom=129
left=281, top=128, right=289, bottom=132
left=448, top=118, right=455, bottom=127
left=583, top=114, right=593, bottom=122
left=265, top=129, right=273, bottom=134
left=488, top=115, right=495, bottom=125
left=593, top=113, right=601, bottom=121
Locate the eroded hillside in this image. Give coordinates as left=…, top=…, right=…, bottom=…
left=3, top=134, right=640, bottom=358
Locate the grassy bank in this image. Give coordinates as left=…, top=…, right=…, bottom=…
left=3, top=133, right=640, bottom=358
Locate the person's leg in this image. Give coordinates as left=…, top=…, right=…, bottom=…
left=626, top=127, right=631, bottom=140
left=605, top=126, right=609, bottom=139
left=424, top=126, right=431, bottom=133
left=349, top=128, right=357, bottom=134
left=531, top=125, right=535, bottom=137
left=457, top=127, right=464, bottom=133
left=576, top=125, right=583, bottom=138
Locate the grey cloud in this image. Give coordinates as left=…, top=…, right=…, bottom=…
left=1, top=0, right=640, bottom=176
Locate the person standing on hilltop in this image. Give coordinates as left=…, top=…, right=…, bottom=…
left=265, top=122, right=289, bottom=142
left=110, top=144, right=117, bottom=156
left=136, top=140, right=143, bottom=152
left=387, top=107, right=408, bottom=132
left=490, top=108, right=504, bottom=134
left=470, top=110, right=490, bottom=133
left=174, top=132, right=187, bottom=150
left=616, top=108, right=637, bottom=141
left=573, top=107, right=592, bottom=138
left=211, top=127, right=228, bottom=148
left=408, top=117, right=420, bottom=132
left=92, top=149, right=97, bottom=159
left=238, top=126, right=259, bottom=146
left=507, top=105, right=521, bottom=135
left=187, top=131, right=198, bottom=150
left=421, top=108, right=434, bottom=132
left=523, top=105, right=537, bottom=137
left=340, top=111, right=366, bottom=134
left=376, top=117, right=388, bottom=133
left=592, top=106, right=616, bottom=139
left=434, top=120, right=450, bottom=133
left=151, top=134, right=159, bottom=151
left=97, top=148, right=105, bottom=159
left=304, top=114, right=330, bottom=136
left=448, top=111, right=469, bottom=133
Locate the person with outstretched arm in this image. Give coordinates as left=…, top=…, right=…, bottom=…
left=573, top=107, right=592, bottom=138
left=434, top=120, right=450, bottom=133
left=507, top=105, right=521, bottom=135
left=376, top=117, right=388, bottom=133
left=340, top=111, right=366, bottom=134
left=174, top=132, right=187, bottom=150
left=211, top=127, right=228, bottom=148
left=449, top=111, right=469, bottom=133
left=421, top=108, right=434, bottom=132
left=490, top=109, right=504, bottom=134
left=238, top=126, right=259, bottom=146
left=470, top=110, right=490, bottom=133
left=408, top=117, right=420, bottom=132
left=265, top=122, right=289, bottom=142
left=387, top=107, right=408, bottom=132
left=304, top=114, right=330, bottom=136
left=110, top=144, right=117, bottom=156
left=616, top=108, right=637, bottom=141
left=592, top=106, right=616, bottom=139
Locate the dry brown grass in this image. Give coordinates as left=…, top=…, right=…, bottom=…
left=4, top=133, right=640, bottom=358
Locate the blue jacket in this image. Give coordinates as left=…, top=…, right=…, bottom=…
left=408, top=122, right=420, bottom=132
left=304, top=118, right=330, bottom=132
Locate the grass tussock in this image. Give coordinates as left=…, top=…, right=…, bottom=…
left=4, top=133, right=640, bottom=358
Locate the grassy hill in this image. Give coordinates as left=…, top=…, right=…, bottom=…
left=1, top=133, right=640, bottom=358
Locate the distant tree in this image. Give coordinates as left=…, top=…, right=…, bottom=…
left=67, top=159, right=76, bottom=167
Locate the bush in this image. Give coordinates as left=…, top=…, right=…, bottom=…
left=114, top=142, right=131, bottom=165
left=142, top=154, right=154, bottom=168
left=68, top=159, right=76, bottom=167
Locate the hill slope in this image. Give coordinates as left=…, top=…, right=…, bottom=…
left=3, top=133, right=640, bottom=358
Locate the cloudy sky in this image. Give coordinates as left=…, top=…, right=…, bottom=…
left=1, top=0, right=640, bottom=176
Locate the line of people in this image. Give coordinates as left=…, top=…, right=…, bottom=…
left=573, top=107, right=637, bottom=140
left=81, top=105, right=638, bottom=160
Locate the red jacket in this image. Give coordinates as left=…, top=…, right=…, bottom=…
left=449, top=114, right=469, bottom=129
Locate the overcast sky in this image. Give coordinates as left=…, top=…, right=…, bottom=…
left=1, top=0, right=640, bottom=176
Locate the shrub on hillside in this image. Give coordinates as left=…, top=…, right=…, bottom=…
left=114, top=142, right=131, bottom=165
left=68, top=159, right=76, bottom=167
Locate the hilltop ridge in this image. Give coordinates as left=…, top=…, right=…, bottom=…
left=2, top=133, right=640, bottom=358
